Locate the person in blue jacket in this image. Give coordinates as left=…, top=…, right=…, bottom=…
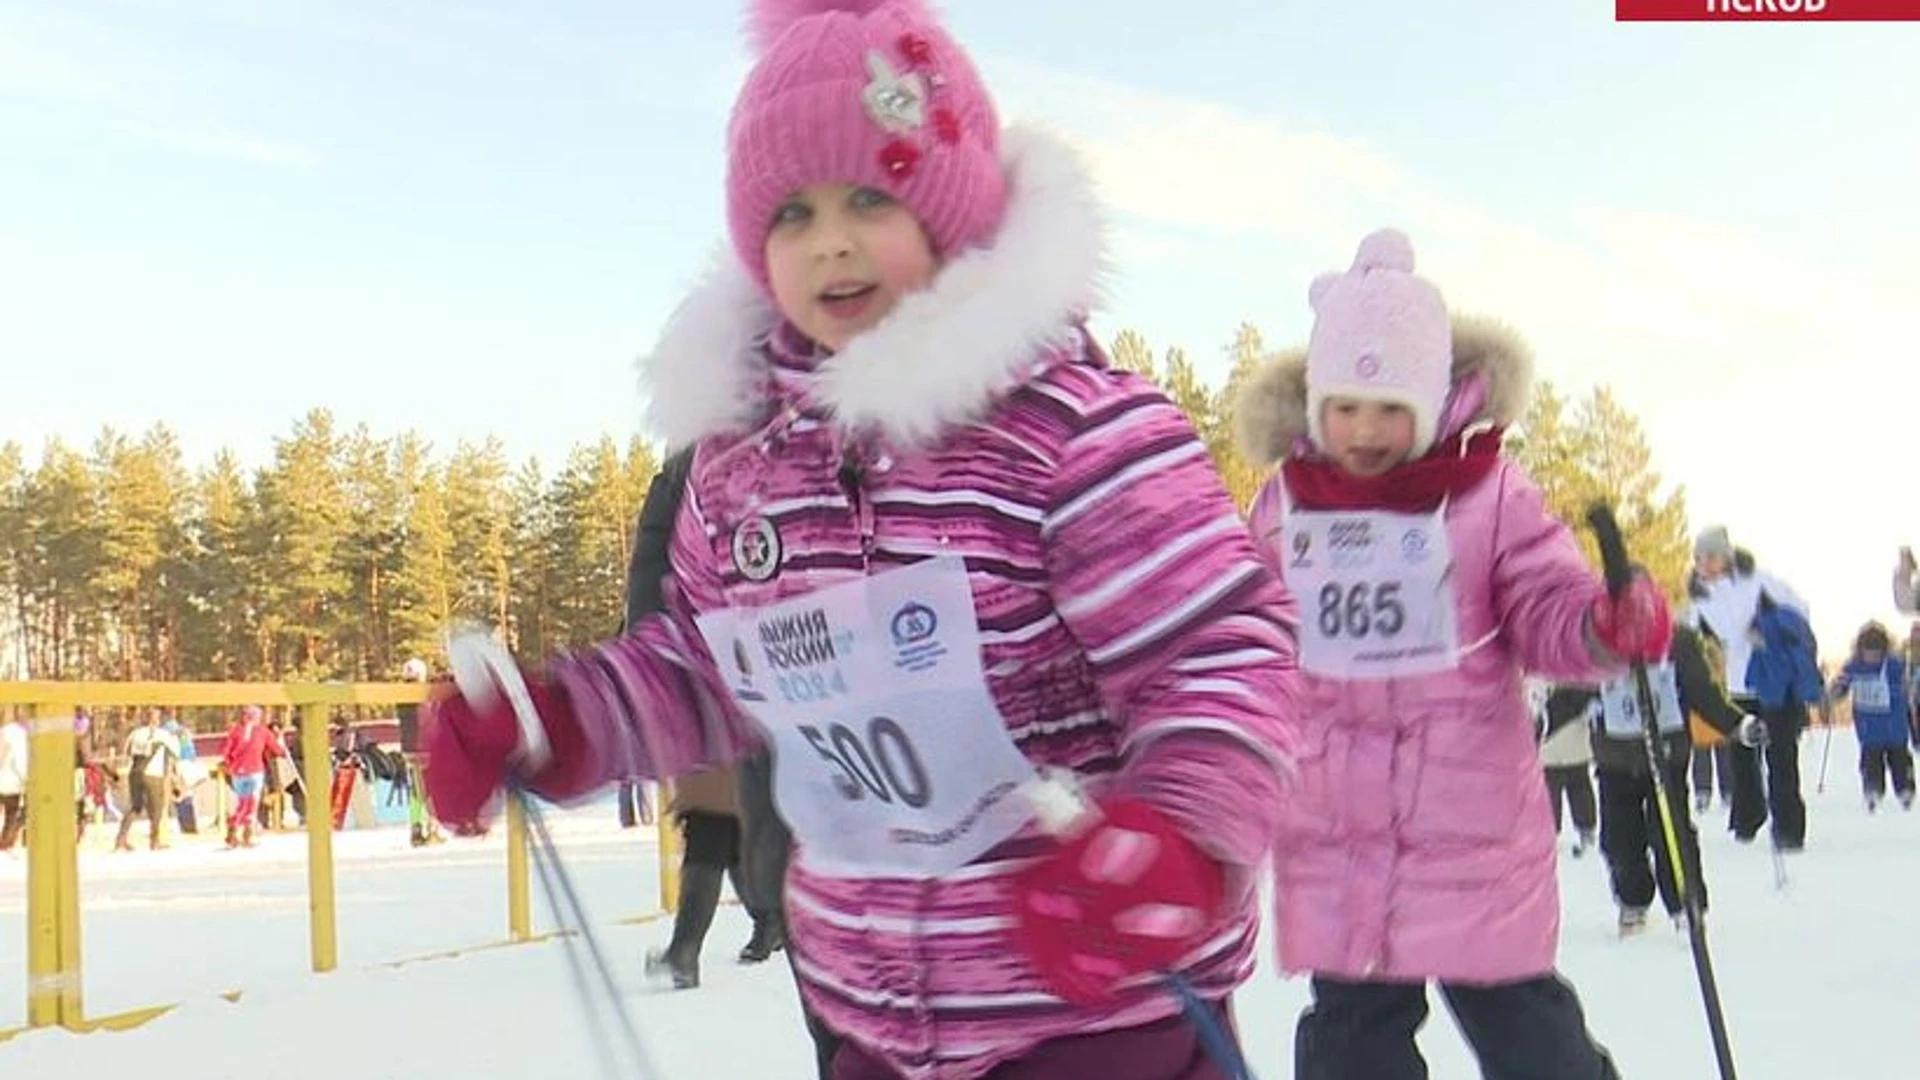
left=1688, top=526, right=1817, bottom=849
left=1828, top=622, right=1917, bottom=811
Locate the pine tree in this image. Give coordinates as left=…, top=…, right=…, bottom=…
left=1109, top=329, right=1158, bottom=380
left=0, top=442, right=24, bottom=679
left=19, top=441, right=107, bottom=677
left=444, top=438, right=516, bottom=636
left=1215, top=323, right=1272, bottom=510
left=1511, top=380, right=1690, bottom=599
left=91, top=425, right=187, bottom=679
left=336, top=426, right=409, bottom=679
left=1577, top=387, right=1692, bottom=598
left=178, top=451, right=258, bottom=679
left=389, top=456, right=454, bottom=668
left=254, top=410, right=349, bottom=675
left=506, top=459, right=555, bottom=657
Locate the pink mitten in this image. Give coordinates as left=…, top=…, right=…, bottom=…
left=1589, top=571, right=1674, bottom=664
left=1009, top=796, right=1226, bottom=1005
left=422, top=636, right=578, bottom=831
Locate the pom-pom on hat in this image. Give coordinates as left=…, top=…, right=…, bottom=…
left=1304, top=228, right=1454, bottom=459
left=727, top=0, right=1007, bottom=290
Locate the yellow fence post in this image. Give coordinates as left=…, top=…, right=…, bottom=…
left=505, top=795, right=531, bottom=941
left=655, top=781, right=680, bottom=914
left=24, top=703, right=80, bottom=1027
left=299, top=701, right=337, bottom=974
left=48, top=705, right=82, bottom=1027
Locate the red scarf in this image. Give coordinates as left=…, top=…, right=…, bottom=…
left=1282, top=427, right=1507, bottom=512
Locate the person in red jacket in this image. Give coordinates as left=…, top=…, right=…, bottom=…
left=220, top=705, right=283, bottom=848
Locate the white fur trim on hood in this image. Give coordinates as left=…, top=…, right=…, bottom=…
left=639, top=124, right=1108, bottom=451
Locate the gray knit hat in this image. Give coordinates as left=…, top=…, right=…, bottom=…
left=1694, top=525, right=1733, bottom=561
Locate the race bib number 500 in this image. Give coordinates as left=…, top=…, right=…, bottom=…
left=696, top=556, right=1038, bottom=880
left=797, top=715, right=932, bottom=808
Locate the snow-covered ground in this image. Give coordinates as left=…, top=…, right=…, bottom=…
left=4, top=726, right=1916, bottom=1079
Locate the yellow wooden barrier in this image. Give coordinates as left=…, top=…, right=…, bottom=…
left=299, top=700, right=339, bottom=974
left=657, top=782, right=681, bottom=913
left=25, top=704, right=80, bottom=1026
left=0, top=679, right=578, bottom=1034
left=506, top=795, right=532, bottom=941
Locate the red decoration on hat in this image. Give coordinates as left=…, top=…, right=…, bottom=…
left=879, top=138, right=921, bottom=178
left=898, top=33, right=933, bottom=66
left=931, top=106, right=961, bottom=144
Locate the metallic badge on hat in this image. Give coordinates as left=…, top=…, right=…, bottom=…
left=731, top=515, right=783, bottom=582
left=861, top=50, right=928, bottom=133
left=1355, top=352, right=1382, bottom=380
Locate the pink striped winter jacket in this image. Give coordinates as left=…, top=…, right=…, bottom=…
left=1232, top=320, right=1621, bottom=985
left=526, top=128, right=1302, bottom=1080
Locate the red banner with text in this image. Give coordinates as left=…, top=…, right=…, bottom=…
left=1618, top=0, right=1920, bottom=18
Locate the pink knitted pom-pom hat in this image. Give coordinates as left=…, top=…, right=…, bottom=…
left=1304, top=228, right=1454, bottom=459
left=726, top=0, right=1007, bottom=291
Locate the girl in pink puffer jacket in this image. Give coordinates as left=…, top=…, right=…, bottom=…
left=1232, top=229, right=1673, bottom=1079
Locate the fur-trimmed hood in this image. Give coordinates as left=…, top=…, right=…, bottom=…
left=638, top=125, right=1106, bottom=451
left=1231, top=316, right=1535, bottom=469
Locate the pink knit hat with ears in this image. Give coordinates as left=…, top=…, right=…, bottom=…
left=1304, top=228, right=1454, bottom=459
left=726, top=0, right=1007, bottom=290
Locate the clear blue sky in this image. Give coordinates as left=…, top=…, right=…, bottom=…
left=4, top=0, right=1917, bottom=646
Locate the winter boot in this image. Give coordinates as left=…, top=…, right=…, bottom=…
left=1618, top=905, right=1649, bottom=937
left=1866, top=792, right=1883, bottom=814
left=1571, top=829, right=1596, bottom=858
left=646, top=863, right=724, bottom=990
left=225, top=821, right=241, bottom=849
left=739, top=911, right=787, bottom=964
left=1900, top=789, right=1915, bottom=811
left=1693, top=791, right=1711, bottom=814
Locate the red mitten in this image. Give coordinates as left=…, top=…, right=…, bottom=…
left=1009, top=796, right=1227, bottom=1005
left=422, top=635, right=574, bottom=831
left=1589, top=572, right=1674, bottom=664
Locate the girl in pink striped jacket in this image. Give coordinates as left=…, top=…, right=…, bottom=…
left=422, top=2, right=1302, bottom=1078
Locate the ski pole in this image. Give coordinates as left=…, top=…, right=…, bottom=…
left=449, top=631, right=660, bottom=1080
left=1587, top=504, right=1740, bottom=1080
left=516, top=782, right=662, bottom=1080
left=1815, top=697, right=1835, bottom=794
left=1166, top=974, right=1258, bottom=1080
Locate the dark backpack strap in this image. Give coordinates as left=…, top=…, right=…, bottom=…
left=623, top=446, right=697, bottom=631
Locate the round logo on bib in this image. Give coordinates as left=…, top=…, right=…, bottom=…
left=731, top=516, right=783, bottom=582
left=1400, top=528, right=1430, bottom=563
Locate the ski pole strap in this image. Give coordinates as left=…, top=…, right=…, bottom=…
left=1166, top=973, right=1257, bottom=1080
